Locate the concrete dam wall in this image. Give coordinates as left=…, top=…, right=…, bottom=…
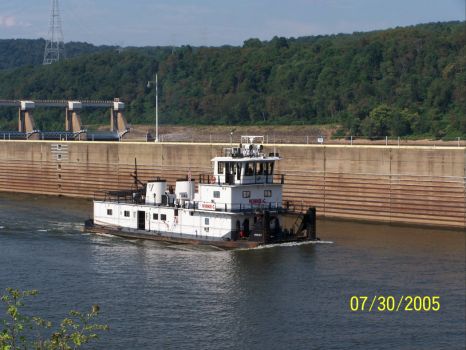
left=0, top=140, right=464, bottom=228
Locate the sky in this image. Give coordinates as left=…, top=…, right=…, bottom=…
left=0, top=0, right=464, bottom=46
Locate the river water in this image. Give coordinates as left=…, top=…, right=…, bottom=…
left=0, top=192, right=464, bottom=349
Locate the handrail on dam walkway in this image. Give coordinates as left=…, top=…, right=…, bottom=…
left=0, top=99, right=115, bottom=108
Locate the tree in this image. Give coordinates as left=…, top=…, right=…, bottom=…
left=243, top=38, right=263, bottom=49
left=362, top=104, right=391, bottom=137
left=0, top=288, right=108, bottom=350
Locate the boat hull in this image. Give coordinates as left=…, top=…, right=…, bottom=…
left=83, top=220, right=313, bottom=250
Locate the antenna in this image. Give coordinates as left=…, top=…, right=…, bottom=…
left=131, top=158, right=145, bottom=190
left=43, top=0, right=65, bottom=65
left=155, top=74, right=159, bottom=142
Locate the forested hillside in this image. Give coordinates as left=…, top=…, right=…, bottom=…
left=0, top=21, right=464, bottom=137
left=0, top=39, right=116, bottom=70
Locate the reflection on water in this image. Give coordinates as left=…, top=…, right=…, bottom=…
left=0, top=192, right=464, bottom=350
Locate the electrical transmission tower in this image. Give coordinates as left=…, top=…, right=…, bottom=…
left=43, top=0, right=65, bottom=65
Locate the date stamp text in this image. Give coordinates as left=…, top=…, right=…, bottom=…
left=349, top=295, right=440, bottom=312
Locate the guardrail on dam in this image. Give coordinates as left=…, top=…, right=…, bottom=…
left=0, top=140, right=464, bottom=228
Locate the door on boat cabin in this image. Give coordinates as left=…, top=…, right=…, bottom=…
left=137, top=211, right=146, bottom=230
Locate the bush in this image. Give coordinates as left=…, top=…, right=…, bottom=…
left=0, top=288, right=108, bottom=350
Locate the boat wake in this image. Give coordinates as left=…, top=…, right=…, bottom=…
left=246, top=240, right=334, bottom=250
left=48, top=221, right=83, bottom=233
left=93, top=232, right=117, bottom=238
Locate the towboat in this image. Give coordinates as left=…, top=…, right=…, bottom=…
left=84, top=136, right=318, bottom=249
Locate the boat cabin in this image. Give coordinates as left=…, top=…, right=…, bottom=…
left=212, top=136, right=280, bottom=185
left=196, top=136, right=283, bottom=212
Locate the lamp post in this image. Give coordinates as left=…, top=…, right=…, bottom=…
left=147, top=74, right=159, bottom=142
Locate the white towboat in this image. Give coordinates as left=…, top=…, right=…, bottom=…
left=84, top=136, right=318, bottom=249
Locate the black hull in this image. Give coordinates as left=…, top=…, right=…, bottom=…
left=83, top=220, right=314, bottom=250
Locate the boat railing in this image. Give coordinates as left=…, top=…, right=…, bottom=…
left=193, top=200, right=307, bottom=214
left=194, top=201, right=284, bottom=214
left=281, top=200, right=310, bottom=214
left=93, top=189, right=145, bottom=204
left=93, top=190, right=308, bottom=214
left=198, top=173, right=285, bottom=185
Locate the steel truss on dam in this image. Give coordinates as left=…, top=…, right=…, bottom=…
left=0, top=99, right=129, bottom=141
left=0, top=140, right=464, bottom=229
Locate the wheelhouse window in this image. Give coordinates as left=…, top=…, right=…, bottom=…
left=244, top=162, right=254, bottom=176
left=153, top=213, right=158, bottom=220
left=213, top=191, right=220, bottom=198
left=257, top=162, right=265, bottom=175
left=107, top=209, right=113, bottom=216
left=242, top=191, right=251, bottom=198
left=124, top=210, right=130, bottom=217
left=161, top=214, right=167, bottom=221
left=217, top=162, right=225, bottom=174
left=264, top=190, right=272, bottom=197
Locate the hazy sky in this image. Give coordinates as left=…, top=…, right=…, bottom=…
left=0, top=0, right=464, bottom=46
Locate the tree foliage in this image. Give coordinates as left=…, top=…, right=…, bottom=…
left=0, top=21, right=464, bottom=137
left=0, top=288, right=108, bottom=350
left=0, top=39, right=116, bottom=70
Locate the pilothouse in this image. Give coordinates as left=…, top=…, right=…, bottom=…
left=85, top=136, right=318, bottom=249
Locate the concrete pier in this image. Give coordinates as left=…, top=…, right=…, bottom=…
left=0, top=140, right=464, bottom=228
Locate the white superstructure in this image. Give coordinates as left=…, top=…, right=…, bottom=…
left=90, top=136, right=316, bottom=247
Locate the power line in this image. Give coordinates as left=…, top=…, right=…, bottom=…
left=43, top=0, right=65, bottom=65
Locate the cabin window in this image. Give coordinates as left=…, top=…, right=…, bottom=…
left=258, top=162, right=265, bottom=175
left=225, top=162, right=235, bottom=175
left=107, top=209, right=113, bottom=216
left=242, top=191, right=251, bottom=198
left=264, top=190, right=272, bottom=197
left=161, top=214, right=167, bottom=221
left=204, top=218, right=210, bottom=226
left=124, top=210, right=130, bottom=217
left=153, top=213, right=158, bottom=220
left=217, top=162, right=225, bottom=174
left=213, top=191, right=220, bottom=198
left=256, top=162, right=265, bottom=175
left=244, top=162, right=254, bottom=176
